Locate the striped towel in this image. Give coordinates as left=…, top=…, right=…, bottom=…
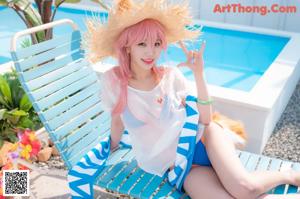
left=67, top=95, right=199, bottom=198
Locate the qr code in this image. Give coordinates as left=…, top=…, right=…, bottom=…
left=3, top=170, right=30, bottom=196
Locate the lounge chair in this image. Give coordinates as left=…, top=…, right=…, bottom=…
left=10, top=19, right=300, bottom=198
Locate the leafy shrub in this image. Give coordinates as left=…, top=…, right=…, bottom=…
left=0, top=70, right=42, bottom=147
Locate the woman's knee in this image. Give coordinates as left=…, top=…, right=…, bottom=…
left=204, top=121, right=222, bottom=134
left=202, top=122, right=261, bottom=198
left=203, top=122, right=223, bottom=141
left=225, top=176, right=260, bottom=199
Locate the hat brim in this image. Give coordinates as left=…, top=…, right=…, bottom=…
left=84, top=0, right=200, bottom=63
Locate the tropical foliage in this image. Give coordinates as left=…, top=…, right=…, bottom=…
left=0, top=0, right=6, bottom=5
left=0, top=71, right=42, bottom=147
left=4, top=0, right=109, bottom=44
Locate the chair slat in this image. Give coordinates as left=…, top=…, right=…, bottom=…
left=129, top=173, right=155, bottom=198
left=22, top=51, right=82, bottom=82
left=17, top=40, right=82, bottom=71
left=27, top=59, right=88, bottom=90
left=58, top=114, right=110, bottom=150
left=48, top=94, right=100, bottom=130
left=268, top=158, right=282, bottom=171
left=107, top=160, right=138, bottom=191
left=37, top=77, right=98, bottom=111
left=280, top=161, right=293, bottom=171
left=65, top=130, right=113, bottom=170
left=52, top=102, right=105, bottom=139
left=99, top=161, right=130, bottom=188
left=98, top=152, right=135, bottom=187
left=153, top=180, right=174, bottom=199
left=31, top=66, right=92, bottom=101
left=256, top=156, right=271, bottom=171
left=43, top=83, right=101, bottom=121
left=118, top=168, right=144, bottom=194
left=62, top=123, right=103, bottom=160
left=239, top=151, right=251, bottom=166
left=96, top=148, right=132, bottom=184
left=62, top=135, right=102, bottom=169
left=57, top=112, right=109, bottom=144
left=245, top=153, right=260, bottom=172
left=140, top=174, right=167, bottom=199
left=59, top=120, right=109, bottom=153
left=67, top=131, right=104, bottom=167
left=14, top=31, right=81, bottom=60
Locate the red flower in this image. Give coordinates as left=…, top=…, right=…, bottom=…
left=30, top=140, right=41, bottom=156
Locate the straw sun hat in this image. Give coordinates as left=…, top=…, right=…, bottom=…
left=84, top=0, right=200, bottom=63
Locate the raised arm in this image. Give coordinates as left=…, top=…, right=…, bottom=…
left=193, top=73, right=212, bottom=125
left=178, top=41, right=212, bottom=125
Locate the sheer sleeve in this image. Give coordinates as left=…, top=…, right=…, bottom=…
left=100, top=67, right=120, bottom=113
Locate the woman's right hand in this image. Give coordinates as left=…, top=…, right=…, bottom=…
left=181, top=98, right=186, bottom=107
left=169, top=163, right=175, bottom=170
left=177, top=40, right=206, bottom=76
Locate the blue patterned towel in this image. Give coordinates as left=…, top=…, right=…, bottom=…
left=67, top=95, right=200, bottom=198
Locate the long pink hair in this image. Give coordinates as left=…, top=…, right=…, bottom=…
left=111, top=18, right=168, bottom=115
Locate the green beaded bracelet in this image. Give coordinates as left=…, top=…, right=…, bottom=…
left=196, top=97, right=213, bottom=105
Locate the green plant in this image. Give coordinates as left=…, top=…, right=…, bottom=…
left=0, top=0, right=7, bottom=5
left=5, top=0, right=109, bottom=44
left=0, top=70, right=42, bottom=147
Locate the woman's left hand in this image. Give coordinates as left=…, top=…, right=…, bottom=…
left=177, top=40, right=206, bottom=76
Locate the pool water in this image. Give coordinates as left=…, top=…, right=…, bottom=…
left=163, top=26, right=290, bottom=91
left=0, top=5, right=289, bottom=91
left=0, top=6, right=106, bottom=63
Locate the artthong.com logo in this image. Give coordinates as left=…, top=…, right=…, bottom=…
left=213, top=3, right=297, bottom=16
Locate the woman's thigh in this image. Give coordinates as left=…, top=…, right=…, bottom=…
left=203, top=122, right=255, bottom=194
left=183, top=166, right=234, bottom=199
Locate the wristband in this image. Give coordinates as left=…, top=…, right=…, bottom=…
left=196, top=97, right=213, bottom=105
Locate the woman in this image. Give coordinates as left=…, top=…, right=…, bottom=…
left=70, top=0, right=300, bottom=198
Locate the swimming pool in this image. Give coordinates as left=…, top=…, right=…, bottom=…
left=1, top=4, right=300, bottom=153
left=164, top=26, right=289, bottom=92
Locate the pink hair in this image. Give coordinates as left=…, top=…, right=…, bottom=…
left=111, top=18, right=168, bottom=116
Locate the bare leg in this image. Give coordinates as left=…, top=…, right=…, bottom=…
left=183, top=166, right=300, bottom=199
left=183, top=166, right=234, bottom=199
left=203, top=122, right=300, bottom=199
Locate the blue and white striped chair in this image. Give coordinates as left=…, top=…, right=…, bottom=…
left=10, top=19, right=300, bottom=198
